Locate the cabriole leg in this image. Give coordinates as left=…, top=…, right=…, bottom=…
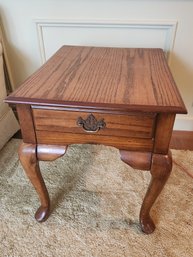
left=19, top=142, right=50, bottom=222
left=19, top=143, right=67, bottom=222
left=140, top=151, right=172, bottom=234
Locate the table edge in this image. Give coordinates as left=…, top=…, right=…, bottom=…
left=5, top=96, right=187, bottom=114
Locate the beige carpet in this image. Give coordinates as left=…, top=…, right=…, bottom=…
left=0, top=139, right=193, bottom=257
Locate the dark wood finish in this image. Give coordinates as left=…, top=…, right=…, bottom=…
left=5, top=46, right=187, bottom=234
left=37, top=145, right=67, bottom=161
left=6, top=46, right=187, bottom=114
left=32, top=108, right=155, bottom=138
left=153, top=113, right=176, bottom=154
left=19, top=143, right=50, bottom=222
left=13, top=129, right=193, bottom=151
left=16, top=104, right=36, bottom=144
left=36, top=130, right=154, bottom=152
left=170, top=130, right=193, bottom=150
left=140, top=151, right=172, bottom=234
left=19, top=143, right=67, bottom=221
left=119, top=151, right=152, bottom=170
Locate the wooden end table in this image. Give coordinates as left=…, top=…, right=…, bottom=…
left=5, top=46, right=187, bottom=234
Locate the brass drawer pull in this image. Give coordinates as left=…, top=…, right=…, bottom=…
left=77, top=114, right=106, bottom=133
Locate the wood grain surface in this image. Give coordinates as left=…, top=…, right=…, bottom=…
left=153, top=113, right=176, bottom=154
left=120, top=150, right=152, bottom=170
left=19, top=143, right=50, bottom=222
left=7, top=45, right=184, bottom=232
left=32, top=108, right=155, bottom=138
left=139, top=151, right=172, bottom=234
left=36, top=130, right=154, bottom=152
left=16, top=104, right=36, bottom=144
left=6, top=46, right=187, bottom=114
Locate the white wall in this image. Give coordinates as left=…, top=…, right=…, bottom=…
left=0, top=0, right=193, bottom=130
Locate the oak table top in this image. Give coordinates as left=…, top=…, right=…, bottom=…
left=5, top=46, right=187, bottom=235
left=6, top=46, right=187, bottom=114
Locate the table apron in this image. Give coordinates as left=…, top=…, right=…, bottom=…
left=35, top=130, right=154, bottom=152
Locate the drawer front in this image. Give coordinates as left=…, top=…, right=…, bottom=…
left=32, top=108, right=156, bottom=138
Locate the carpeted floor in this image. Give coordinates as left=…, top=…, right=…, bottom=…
left=0, top=139, right=193, bottom=257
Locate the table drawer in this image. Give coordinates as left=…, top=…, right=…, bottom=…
left=32, top=108, right=156, bottom=138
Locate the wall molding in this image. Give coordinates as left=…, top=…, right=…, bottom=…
left=35, top=19, right=177, bottom=64
left=36, top=19, right=191, bottom=130
left=174, top=115, right=193, bottom=131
